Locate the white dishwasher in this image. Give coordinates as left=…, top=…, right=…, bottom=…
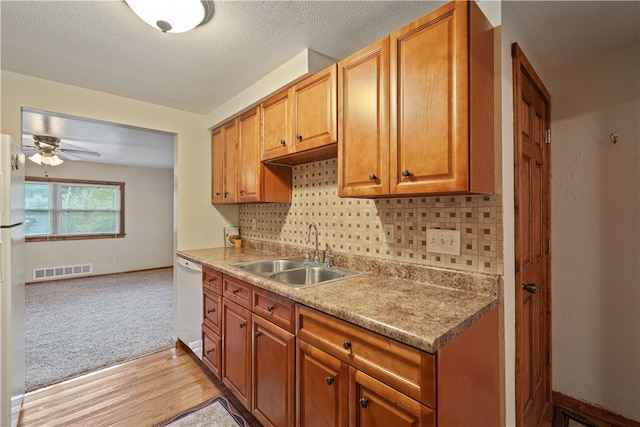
left=175, top=256, right=203, bottom=358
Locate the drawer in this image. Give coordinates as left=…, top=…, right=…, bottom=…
left=202, top=323, right=221, bottom=379
left=203, top=267, right=222, bottom=294
left=296, top=305, right=436, bottom=408
left=203, top=287, right=222, bottom=335
left=253, top=287, right=296, bottom=333
left=223, top=275, right=252, bottom=309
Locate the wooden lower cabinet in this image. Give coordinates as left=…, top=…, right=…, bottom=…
left=296, top=339, right=349, bottom=427
left=222, top=298, right=252, bottom=409
left=252, top=314, right=295, bottom=427
left=350, top=368, right=435, bottom=427
left=202, top=323, right=221, bottom=379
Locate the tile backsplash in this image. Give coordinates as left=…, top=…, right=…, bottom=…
left=239, top=159, right=503, bottom=274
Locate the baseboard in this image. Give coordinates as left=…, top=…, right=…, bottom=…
left=26, top=266, right=173, bottom=285
left=553, top=391, right=640, bottom=427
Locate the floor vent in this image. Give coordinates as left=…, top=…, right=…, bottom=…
left=33, top=264, right=92, bottom=281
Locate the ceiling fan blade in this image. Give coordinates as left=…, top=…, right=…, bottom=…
left=22, top=145, right=39, bottom=152
left=58, top=148, right=102, bottom=157
left=56, top=151, right=82, bottom=161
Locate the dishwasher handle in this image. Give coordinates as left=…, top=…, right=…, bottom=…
left=177, top=257, right=202, bottom=272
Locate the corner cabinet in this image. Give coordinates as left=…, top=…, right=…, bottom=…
left=338, top=0, right=494, bottom=197
left=212, top=108, right=292, bottom=205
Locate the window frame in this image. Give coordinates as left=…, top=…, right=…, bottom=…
left=25, top=176, right=125, bottom=242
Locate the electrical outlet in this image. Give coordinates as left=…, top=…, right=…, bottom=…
left=426, top=229, right=460, bottom=255
left=383, top=224, right=395, bottom=244
left=251, top=218, right=256, bottom=230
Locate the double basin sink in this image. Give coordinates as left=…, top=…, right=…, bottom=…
left=229, top=258, right=363, bottom=289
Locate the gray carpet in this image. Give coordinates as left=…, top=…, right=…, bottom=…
left=25, top=268, right=174, bottom=392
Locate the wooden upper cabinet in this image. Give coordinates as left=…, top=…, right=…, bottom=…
left=292, top=63, right=337, bottom=153
left=222, top=119, right=238, bottom=203
left=238, top=107, right=262, bottom=203
left=390, top=0, right=494, bottom=195
left=262, top=90, right=293, bottom=161
left=261, top=64, right=338, bottom=165
left=338, top=36, right=390, bottom=197
left=211, top=127, right=224, bottom=204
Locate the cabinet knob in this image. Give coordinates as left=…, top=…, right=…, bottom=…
left=239, top=322, right=246, bottom=328
left=401, top=169, right=410, bottom=177
left=206, top=308, right=215, bottom=314
left=523, top=283, right=538, bottom=294
left=325, top=376, right=334, bottom=385
left=280, top=139, right=286, bottom=146
left=342, top=340, right=351, bottom=350
left=232, top=289, right=239, bottom=295
left=368, top=173, right=377, bottom=180
left=215, top=192, right=221, bottom=196
left=359, top=397, right=369, bottom=408
left=254, top=332, right=262, bottom=338
left=206, top=348, right=215, bottom=354
left=267, top=305, right=275, bottom=312
left=224, top=191, right=229, bottom=197
left=296, top=133, right=303, bottom=141
left=239, top=189, right=244, bottom=194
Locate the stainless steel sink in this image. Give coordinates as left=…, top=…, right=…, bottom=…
left=229, top=258, right=362, bottom=289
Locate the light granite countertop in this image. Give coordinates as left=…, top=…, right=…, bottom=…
left=178, top=246, right=500, bottom=353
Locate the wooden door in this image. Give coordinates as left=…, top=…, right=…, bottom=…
left=350, top=368, right=435, bottom=427
left=252, top=314, right=295, bottom=427
left=211, top=127, right=223, bottom=204
left=222, top=298, right=251, bottom=409
left=338, top=36, right=390, bottom=197
left=238, top=107, right=262, bottom=202
left=222, top=119, right=238, bottom=203
left=512, top=43, right=552, bottom=427
left=262, top=90, right=293, bottom=160
left=296, top=340, right=349, bottom=427
left=203, top=288, right=221, bottom=336
left=202, top=324, right=221, bottom=379
left=292, top=64, right=337, bottom=152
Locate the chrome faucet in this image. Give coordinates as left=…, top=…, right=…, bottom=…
left=305, top=223, right=320, bottom=263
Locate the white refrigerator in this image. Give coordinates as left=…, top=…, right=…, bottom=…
left=0, top=134, right=25, bottom=427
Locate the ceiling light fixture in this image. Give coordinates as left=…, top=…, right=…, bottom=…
left=125, top=0, right=214, bottom=33
left=29, top=152, right=64, bottom=166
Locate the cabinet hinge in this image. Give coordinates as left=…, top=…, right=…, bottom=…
left=545, top=129, right=551, bottom=144
left=546, top=239, right=551, bottom=254
left=546, top=348, right=551, bottom=365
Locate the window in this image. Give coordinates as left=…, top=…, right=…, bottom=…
left=25, top=177, right=125, bottom=241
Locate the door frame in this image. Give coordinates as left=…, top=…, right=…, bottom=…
left=512, top=42, right=553, bottom=426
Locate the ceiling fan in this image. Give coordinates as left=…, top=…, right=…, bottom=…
left=22, top=135, right=101, bottom=166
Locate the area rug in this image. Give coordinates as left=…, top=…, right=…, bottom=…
left=553, top=406, right=598, bottom=427
left=25, top=268, right=174, bottom=392
left=153, top=395, right=252, bottom=427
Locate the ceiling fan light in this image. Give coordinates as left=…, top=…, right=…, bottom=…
left=40, top=154, right=64, bottom=166
left=29, top=152, right=43, bottom=165
left=125, top=0, right=213, bottom=33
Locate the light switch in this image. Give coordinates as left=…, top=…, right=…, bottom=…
left=426, top=229, right=460, bottom=256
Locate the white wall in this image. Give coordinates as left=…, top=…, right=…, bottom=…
left=0, top=70, right=238, bottom=254
left=546, top=44, right=640, bottom=421
left=23, top=160, right=174, bottom=277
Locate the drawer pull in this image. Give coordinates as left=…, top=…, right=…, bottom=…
left=267, top=305, right=275, bottom=312
left=325, top=376, right=334, bottom=385
left=342, top=340, right=351, bottom=350
left=206, top=308, right=216, bottom=314
left=254, top=332, right=262, bottom=338
left=239, top=322, right=246, bottom=328
left=232, top=289, right=239, bottom=295
left=206, top=348, right=215, bottom=354
left=296, top=133, right=303, bottom=141
left=280, top=139, right=286, bottom=146
left=359, top=397, right=369, bottom=408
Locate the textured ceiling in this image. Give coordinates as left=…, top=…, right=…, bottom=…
left=1, top=1, right=639, bottom=169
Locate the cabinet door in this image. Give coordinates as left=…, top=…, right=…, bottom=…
left=211, top=127, right=224, bottom=204
left=350, top=368, right=435, bottom=427
left=296, top=340, right=348, bottom=427
left=390, top=2, right=469, bottom=194
left=252, top=314, right=295, bottom=427
left=222, top=299, right=251, bottom=409
left=292, top=64, right=337, bottom=153
left=262, top=90, right=293, bottom=161
left=338, top=36, right=390, bottom=197
left=238, top=107, right=262, bottom=202
left=222, top=119, right=238, bottom=203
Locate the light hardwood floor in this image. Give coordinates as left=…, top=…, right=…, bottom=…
left=18, top=344, right=224, bottom=427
